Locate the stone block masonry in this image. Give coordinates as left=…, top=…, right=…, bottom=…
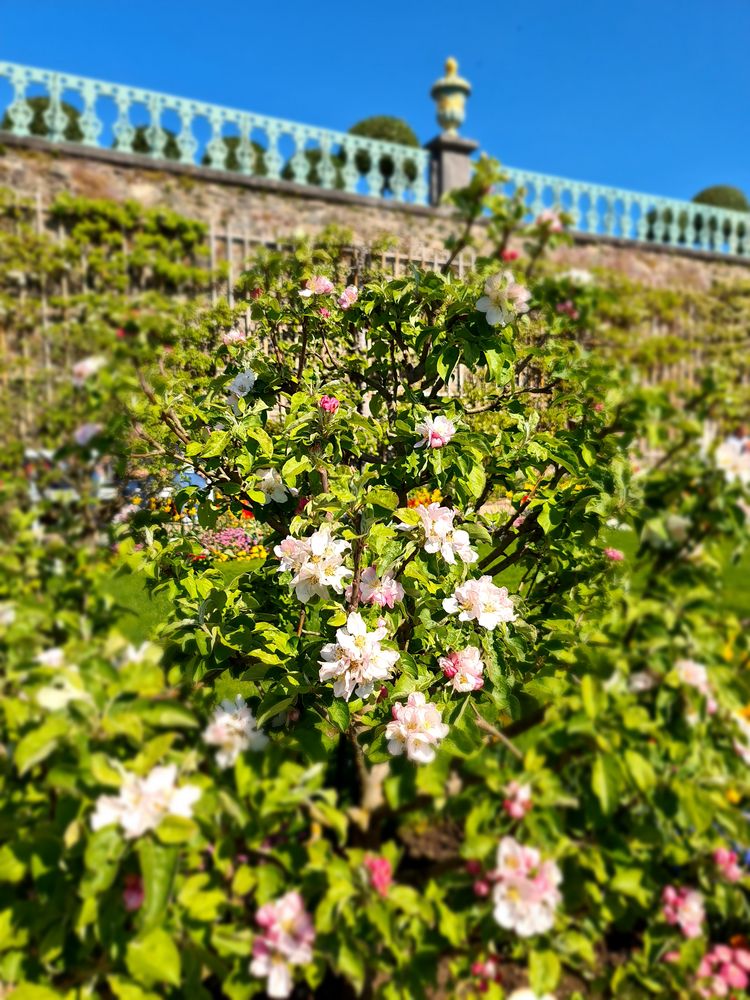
left=1, top=135, right=749, bottom=293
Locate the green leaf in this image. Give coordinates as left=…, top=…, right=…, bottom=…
left=137, top=839, right=178, bottom=932
left=366, top=487, right=399, bottom=511
left=624, top=750, right=656, bottom=793
left=591, top=753, right=621, bottom=815
left=327, top=699, right=350, bottom=732
left=537, top=503, right=564, bottom=535
left=529, top=949, right=561, bottom=994
left=201, top=430, right=230, bottom=459
left=466, top=462, right=487, bottom=499
left=14, top=717, right=68, bottom=775
left=126, top=928, right=182, bottom=988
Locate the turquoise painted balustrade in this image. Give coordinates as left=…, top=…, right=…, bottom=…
left=0, top=61, right=430, bottom=205
left=503, top=165, right=749, bottom=258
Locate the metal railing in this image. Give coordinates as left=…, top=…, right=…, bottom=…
left=0, top=60, right=430, bottom=205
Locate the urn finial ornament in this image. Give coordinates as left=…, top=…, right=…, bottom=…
left=430, top=57, right=471, bottom=135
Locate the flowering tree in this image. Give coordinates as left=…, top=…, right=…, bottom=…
left=1, top=160, right=750, bottom=999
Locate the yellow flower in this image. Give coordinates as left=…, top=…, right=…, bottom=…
left=727, top=788, right=742, bottom=804
left=132, top=495, right=142, bottom=505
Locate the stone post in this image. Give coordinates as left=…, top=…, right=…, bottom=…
left=425, top=57, right=477, bottom=205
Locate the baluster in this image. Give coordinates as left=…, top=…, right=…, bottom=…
left=411, top=151, right=429, bottom=206
left=363, top=141, right=381, bottom=198
left=317, top=134, right=335, bottom=190
left=176, top=100, right=197, bottom=165
left=684, top=205, right=699, bottom=249
left=602, top=192, right=616, bottom=236
left=634, top=200, right=649, bottom=242
left=43, top=72, right=67, bottom=141
left=79, top=79, right=101, bottom=146
left=236, top=114, right=253, bottom=175
left=6, top=64, right=32, bottom=136
left=264, top=122, right=282, bottom=180
left=391, top=151, right=407, bottom=203
left=285, top=126, right=307, bottom=184
left=666, top=201, right=680, bottom=245
left=530, top=181, right=544, bottom=218
left=620, top=197, right=634, bottom=240
left=340, top=137, right=359, bottom=194
left=565, top=185, right=581, bottom=230
left=145, top=93, right=166, bottom=158
left=113, top=88, right=135, bottom=153
left=204, top=108, right=226, bottom=169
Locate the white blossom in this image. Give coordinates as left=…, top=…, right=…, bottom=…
left=255, top=468, right=292, bottom=504
left=274, top=526, right=352, bottom=603
left=715, top=436, right=750, bottom=487
left=414, top=414, right=456, bottom=449
left=36, top=647, right=65, bottom=668
left=416, top=503, right=477, bottom=565
left=476, top=271, right=531, bottom=327
left=318, top=611, right=399, bottom=701
left=443, top=576, right=516, bottom=630
left=72, top=355, right=106, bottom=386
left=91, top=764, right=201, bottom=839
left=203, top=695, right=268, bottom=767
left=385, top=691, right=449, bottom=764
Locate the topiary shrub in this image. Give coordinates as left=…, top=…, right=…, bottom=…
left=692, top=185, right=750, bottom=213
left=347, top=115, right=421, bottom=194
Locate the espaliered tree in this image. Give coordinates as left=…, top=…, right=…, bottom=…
left=1, top=159, right=750, bottom=1000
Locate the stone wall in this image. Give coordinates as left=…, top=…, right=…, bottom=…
left=1, top=135, right=749, bottom=292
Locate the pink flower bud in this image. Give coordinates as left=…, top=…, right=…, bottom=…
left=473, top=879, right=491, bottom=897
left=465, top=860, right=483, bottom=877
left=319, top=395, right=340, bottom=414
left=364, top=856, right=392, bottom=897
left=604, top=547, right=625, bottom=562
left=319, top=307, right=331, bottom=318
left=501, top=249, right=519, bottom=261
left=250, top=287, right=262, bottom=299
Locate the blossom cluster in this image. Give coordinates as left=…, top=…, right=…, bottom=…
left=91, top=764, right=201, bottom=839
left=416, top=502, right=477, bottom=565
left=275, top=526, right=352, bottom=603
left=202, top=694, right=268, bottom=768
left=386, top=691, right=449, bottom=763
left=476, top=270, right=531, bottom=327
left=443, top=576, right=516, bottom=630
left=491, top=837, right=562, bottom=937
left=439, top=645, right=485, bottom=692
left=318, top=611, right=400, bottom=701
left=696, top=944, right=750, bottom=998
left=250, top=891, right=315, bottom=999
left=661, top=885, right=705, bottom=938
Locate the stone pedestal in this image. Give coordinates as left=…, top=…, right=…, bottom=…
left=424, top=133, right=479, bottom=205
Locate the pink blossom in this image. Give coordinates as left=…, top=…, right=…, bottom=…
left=74, top=422, right=103, bottom=447
left=415, top=414, right=456, bottom=449
left=443, top=576, right=516, bottom=630
left=250, top=891, right=315, bottom=999
left=439, top=646, right=484, bottom=692
left=338, top=285, right=359, bottom=310
left=319, top=307, right=331, bottom=318
left=604, top=547, right=624, bottom=561
left=501, top=249, right=519, bottom=261
left=354, top=566, right=405, bottom=608
left=556, top=300, right=580, bottom=320
left=697, top=944, right=750, bottom=998
left=662, top=885, right=705, bottom=938
left=476, top=271, right=531, bottom=327
left=221, top=328, right=247, bottom=345
left=513, top=512, right=527, bottom=529
left=386, top=691, right=449, bottom=764
left=503, top=781, right=533, bottom=820
left=536, top=209, right=565, bottom=233
left=319, top=395, right=340, bottom=414
left=491, top=836, right=562, bottom=937
left=593, top=402, right=605, bottom=412
left=713, top=848, right=743, bottom=883
left=299, top=275, right=334, bottom=297
left=364, top=856, right=392, bottom=896
left=123, top=874, right=144, bottom=911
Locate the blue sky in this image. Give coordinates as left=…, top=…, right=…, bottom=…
left=1, top=0, right=747, bottom=201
